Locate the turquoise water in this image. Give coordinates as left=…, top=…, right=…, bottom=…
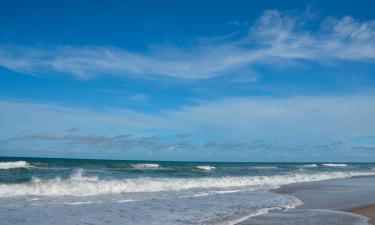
left=0, top=157, right=374, bottom=225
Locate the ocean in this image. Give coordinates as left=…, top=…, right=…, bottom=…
left=0, top=157, right=374, bottom=225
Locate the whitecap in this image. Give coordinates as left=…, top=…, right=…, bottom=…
left=0, top=161, right=33, bottom=170
left=0, top=170, right=374, bottom=197
left=131, top=163, right=160, bottom=170
left=322, top=163, right=348, bottom=167
left=300, top=164, right=318, bottom=168
left=195, top=165, right=216, bottom=171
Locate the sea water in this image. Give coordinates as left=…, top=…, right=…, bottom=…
left=0, top=157, right=374, bottom=225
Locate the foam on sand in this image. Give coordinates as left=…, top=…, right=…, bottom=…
left=226, top=201, right=302, bottom=225
left=0, top=169, right=374, bottom=197
left=0, top=161, right=33, bottom=170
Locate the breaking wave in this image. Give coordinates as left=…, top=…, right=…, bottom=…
left=130, top=163, right=160, bottom=170
left=0, top=161, right=33, bottom=170
left=195, top=165, right=216, bottom=171
left=322, top=163, right=348, bottom=167
left=0, top=169, right=374, bottom=197
left=300, top=164, right=318, bottom=168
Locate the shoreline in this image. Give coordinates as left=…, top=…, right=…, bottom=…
left=238, top=176, right=375, bottom=225
left=275, top=176, right=375, bottom=210
left=346, top=205, right=375, bottom=225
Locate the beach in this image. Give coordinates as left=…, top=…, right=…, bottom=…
left=239, top=176, right=375, bottom=224
left=1, top=157, right=375, bottom=225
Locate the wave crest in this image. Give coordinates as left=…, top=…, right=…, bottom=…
left=322, top=163, right=348, bottom=167
left=300, top=164, right=318, bottom=168
left=131, top=163, right=160, bottom=170
left=195, top=165, right=216, bottom=171
left=0, top=161, right=33, bottom=170
left=0, top=171, right=374, bottom=197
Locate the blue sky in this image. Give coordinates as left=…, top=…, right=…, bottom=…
left=0, top=0, right=375, bottom=161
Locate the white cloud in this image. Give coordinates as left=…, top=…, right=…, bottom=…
left=127, top=94, right=148, bottom=102
left=0, top=10, right=374, bottom=80
left=1, top=94, right=375, bottom=147
left=1, top=94, right=375, bottom=160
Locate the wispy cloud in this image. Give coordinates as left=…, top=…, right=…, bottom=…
left=1, top=94, right=375, bottom=160
left=0, top=10, right=374, bottom=80
left=205, top=140, right=274, bottom=151
left=127, top=94, right=149, bottom=102
left=6, top=128, right=195, bottom=155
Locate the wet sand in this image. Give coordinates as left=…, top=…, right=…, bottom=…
left=275, top=176, right=375, bottom=210
left=347, top=205, right=375, bottom=224
left=239, top=176, right=375, bottom=225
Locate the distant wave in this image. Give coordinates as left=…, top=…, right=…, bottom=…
left=0, top=161, right=33, bottom=170
left=251, top=166, right=278, bottom=169
left=300, top=164, right=318, bottom=168
left=131, top=163, right=160, bottom=170
left=195, top=165, right=216, bottom=171
left=322, top=163, right=348, bottom=167
left=0, top=169, right=374, bottom=197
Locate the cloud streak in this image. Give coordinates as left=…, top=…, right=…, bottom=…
left=0, top=10, right=375, bottom=80
left=1, top=93, right=375, bottom=160
left=5, top=129, right=196, bottom=156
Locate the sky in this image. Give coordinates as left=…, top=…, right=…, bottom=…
left=0, top=0, right=375, bottom=162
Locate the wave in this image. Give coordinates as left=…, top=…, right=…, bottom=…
left=195, top=165, right=216, bottom=171
left=226, top=198, right=301, bottom=225
left=251, top=166, right=278, bottom=169
left=131, top=163, right=160, bottom=170
left=322, top=163, right=348, bottom=167
left=300, top=164, right=318, bottom=168
left=192, top=189, right=241, bottom=197
left=227, top=207, right=279, bottom=225
left=0, top=170, right=374, bottom=197
left=0, top=161, right=33, bottom=170
left=63, top=201, right=94, bottom=205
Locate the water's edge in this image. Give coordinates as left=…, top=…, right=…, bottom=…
left=237, top=176, right=375, bottom=225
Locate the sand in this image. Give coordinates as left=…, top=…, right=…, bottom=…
left=347, top=205, right=375, bottom=225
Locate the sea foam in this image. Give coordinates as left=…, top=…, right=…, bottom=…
left=63, top=201, right=94, bottom=205
left=322, top=163, right=348, bottom=167
left=0, top=170, right=374, bottom=197
left=195, top=165, right=216, bottom=171
left=131, top=163, right=160, bottom=170
left=300, top=164, right=318, bottom=168
left=0, top=161, right=32, bottom=170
